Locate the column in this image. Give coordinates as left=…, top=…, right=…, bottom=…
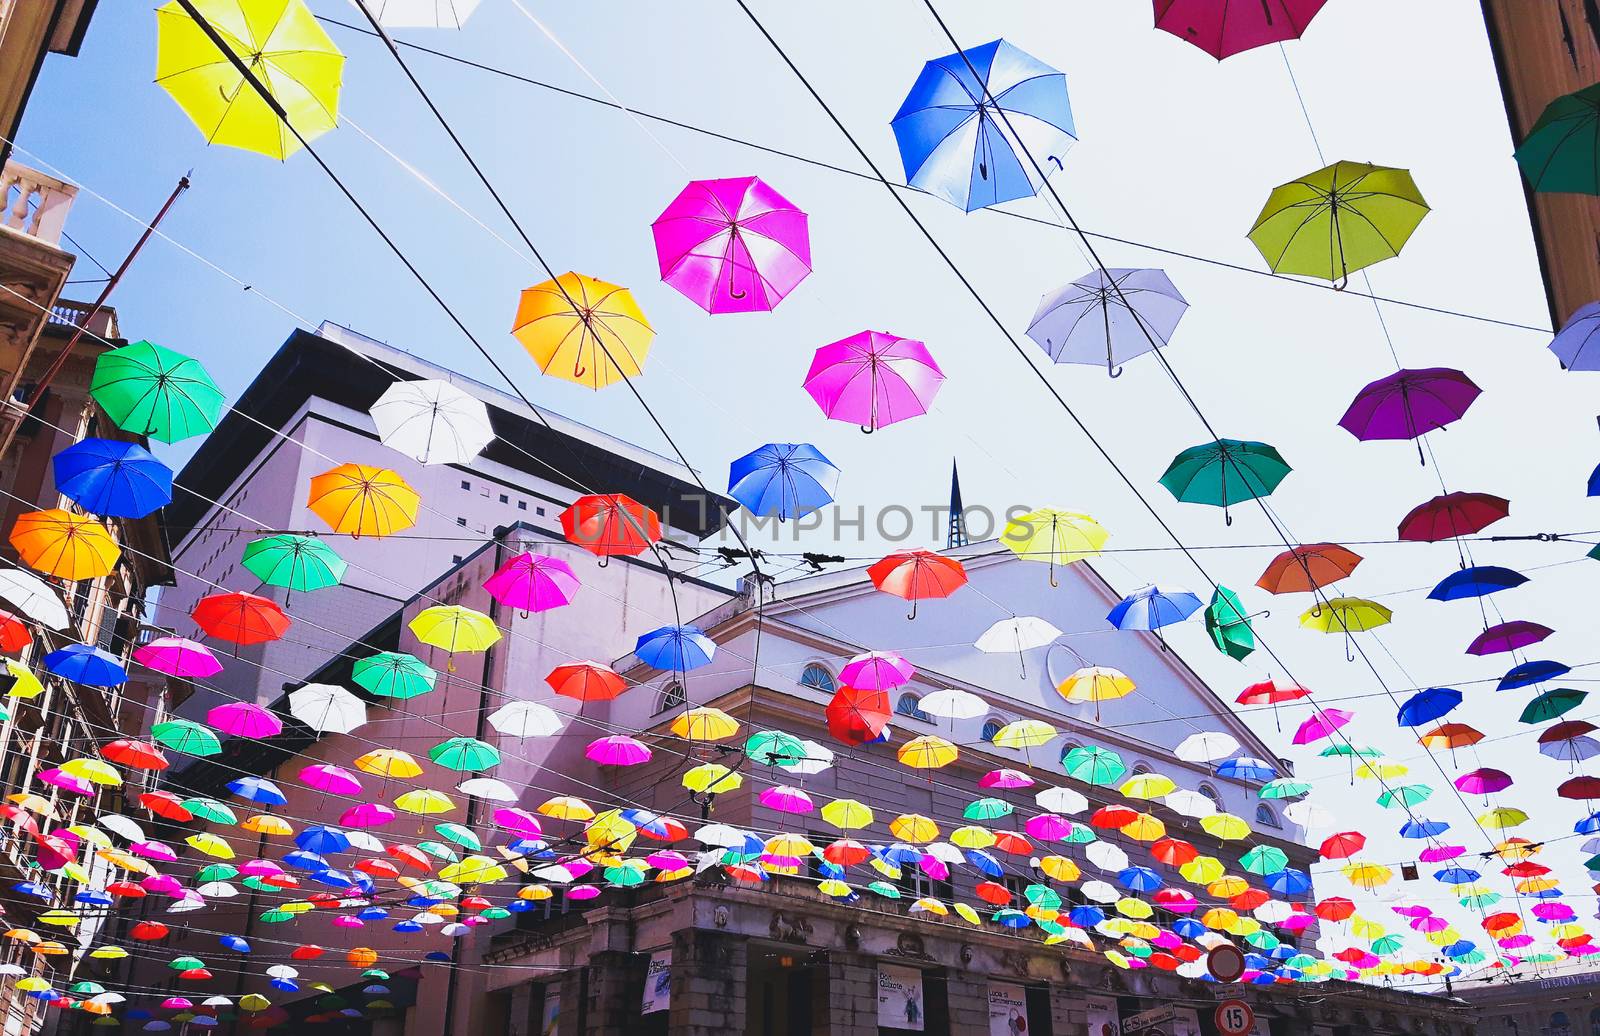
left=946, top=969, right=991, bottom=1035
left=1050, top=983, right=1088, bottom=1036
left=817, top=950, right=878, bottom=1036
left=586, top=950, right=646, bottom=1036
left=667, top=929, right=747, bottom=1036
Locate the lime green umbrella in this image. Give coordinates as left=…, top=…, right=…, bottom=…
left=1376, top=784, right=1431, bottom=809
left=1320, top=743, right=1382, bottom=758
left=69, top=981, right=106, bottom=995
left=1521, top=688, right=1587, bottom=724
left=1239, top=845, right=1288, bottom=874
left=434, top=822, right=482, bottom=850
left=89, top=340, right=224, bottom=444
left=352, top=652, right=436, bottom=701
left=182, top=798, right=237, bottom=824
left=242, top=535, right=346, bottom=592
left=1515, top=84, right=1600, bottom=194
left=152, top=719, right=222, bottom=757
left=1160, top=439, right=1291, bottom=524
left=1204, top=585, right=1255, bottom=662
left=429, top=737, right=500, bottom=772
left=745, top=730, right=806, bottom=767
left=1060, top=825, right=1097, bottom=845
left=1248, top=161, right=1429, bottom=284
left=1062, top=745, right=1126, bottom=786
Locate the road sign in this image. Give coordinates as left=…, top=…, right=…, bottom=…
left=1215, top=1000, right=1254, bottom=1036
left=1124, top=1006, right=1175, bottom=1033
left=1207, top=944, right=1246, bottom=983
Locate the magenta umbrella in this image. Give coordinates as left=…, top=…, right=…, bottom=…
left=131, top=840, right=178, bottom=862
left=1024, top=813, right=1073, bottom=840
left=804, top=331, right=945, bottom=433
left=1418, top=844, right=1466, bottom=863
left=240, top=859, right=283, bottom=879
left=759, top=786, right=814, bottom=814
left=207, top=702, right=282, bottom=739
left=491, top=806, right=544, bottom=836
left=1338, top=367, right=1481, bottom=464
left=1292, top=708, right=1352, bottom=745
left=1467, top=620, right=1554, bottom=656
left=1454, top=768, right=1512, bottom=796
left=979, top=768, right=1033, bottom=789
left=1153, top=0, right=1328, bottom=60
left=298, top=763, right=363, bottom=796
left=652, top=176, right=812, bottom=314
left=37, top=768, right=92, bottom=795
left=483, top=552, right=580, bottom=616
left=839, top=651, right=914, bottom=690
left=134, top=636, right=222, bottom=678
left=340, top=803, right=395, bottom=828
left=586, top=735, right=652, bottom=766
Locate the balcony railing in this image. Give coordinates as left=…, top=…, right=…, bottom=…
left=1, top=159, right=76, bottom=247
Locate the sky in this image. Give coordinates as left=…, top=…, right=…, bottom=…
left=15, top=0, right=1598, bottom=985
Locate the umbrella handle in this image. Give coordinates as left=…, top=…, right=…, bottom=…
left=597, top=555, right=609, bottom=568
left=907, top=600, right=917, bottom=621
left=1108, top=364, right=1124, bottom=379
left=1344, top=636, right=1355, bottom=663
left=860, top=424, right=875, bottom=435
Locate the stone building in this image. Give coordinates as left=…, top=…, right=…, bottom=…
left=1458, top=970, right=1600, bottom=1036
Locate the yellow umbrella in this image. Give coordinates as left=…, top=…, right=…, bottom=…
left=96, top=850, right=149, bottom=873
left=1349, top=917, right=1386, bottom=940
left=7, top=793, right=55, bottom=818
left=1206, top=876, right=1250, bottom=898
left=153, top=0, right=343, bottom=160
left=889, top=814, right=939, bottom=843
left=1199, top=813, right=1252, bottom=841
left=954, top=902, right=983, bottom=926
left=817, top=879, right=853, bottom=898
left=438, top=855, right=508, bottom=885
left=512, top=273, right=654, bottom=390
left=10, top=509, right=119, bottom=580
left=60, top=758, right=122, bottom=787
left=240, top=994, right=273, bottom=1012
left=1226, top=917, right=1261, bottom=938
left=537, top=796, right=594, bottom=822
left=1479, top=807, right=1529, bottom=829
left=764, top=833, right=814, bottom=858
left=585, top=810, right=638, bottom=854
left=1056, top=665, right=1134, bottom=719
left=353, top=749, right=422, bottom=778
left=88, top=947, right=127, bottom=960
left=670, top=707, right=740, bottom=742
left=1038, top=855, right=1081, bottom=882
left=1495, top=838, right=1541, bottom=861
left=1517, top=876, right=1560, bottom=894
left=1000, top=508, right=1108, bottom=583
left=1299, top=597, right=1393, bottom=634
left=1342, top=861, right=1394, bottom=890
left=1200, top=907, right=1239, bottom=930
left=820, top=798, right=874, bottom=831
left=897, top=735, right=958, bottom=769
left=307, top=464, right=419, bottom=538
left=908, top=897, right=948, bottom=916
left=950, top=825, right=996, bottom=849
left=395, top=789, right=456, bottom=816
left=5, top=661, right=42, bottom=700
left=15, top=978, right=50, bottom=993
left=1120, top=813, right=1165, bottom=841
left=65, top=826, right=111, bottom=849
left=682, top=763, right=741, bottom=794
left=3, top=928, right=38, bottom=943
left=241, top=814, right=293, bottom=836
left=185, top=833, right=235, bottom=860
left=1179, top=856, right=1224, bottom=884
left=409, top=605, right=500, bottom=655
left=1119, top=774, right=1175, bottom=800
left=1116, top=897, right=1153, bottom=919
left=517, top=884, right=552, bottom=901
left=1354, top=761, right=1409, bottom=780
left=991, top=719, right=1057, bottom=749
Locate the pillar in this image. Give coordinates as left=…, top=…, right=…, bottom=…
left=667, top=929, right=747, bottom=1036
left=818, top=950, right=878, bottom=1036
left=586, top=950, right=646, bottom=1036
left=946, top=969, right=991, bottom=1035
left=1050, top=983, right=1088, bottom=1036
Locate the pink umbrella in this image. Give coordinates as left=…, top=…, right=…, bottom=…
left=340, top=803, right=395, bottom=828
left=492, top=807, right=544, bottom=836
left=918, top=854, right=949, bottom=881
left=1454, top=768, right=1512, bottom=796
left=162, top=998, right=194, bottom=1010
left=298, top=764, right=363, bottom=796
left=1410, top=915, right=1450, bottom=933
left=1154, top=0, right=1329, bottom=61
left=1467, top=620, right=1554, bottom=656
left=646, top=850, right=689, bottom=870
left=1279, top=912, right=1315, bottom=932
left=567, top=885, right=600, bottom=900
left=36, top=768, right=92, bottom=795
left=1292, top=708, right=1352, bottom=745
left=142, top=875, right=184, bottom=896
left=586, top=735, right=652, bottom=766
left=651, top=176, right=812, bottom=314
left=1151, top=930, right=1183, bottom=950
left=839, top=651, right=914, bottom=690
left=1418, top=844, right=1466, bottom=863
left=1024, top=814, right=1072, bottom=840
left=759, top=786, right=814, bottom=814
left=134, top=636, right=222, bottom=678
left=1499, top=935, right=1535, bottom=949
left=333, top=915, right=364, bottom=928
left=803, top=331, right=945, bottom=433
left=207, top=702, right=282, bottom=739
left=1534, top=903, right=1575, bottom=920
left=979, top=768, right=1033, bottom=789
left=564, top=859, right=595, bottom=880
left=132, top=840, right=177, bottom=862
left=239, top=859, right=283, bottom=878
left=1572, top=945, right=1600, bottom=957
left=1390, top=904, right=1432, bottom=918
left=483, top=552, right=581, bottom=615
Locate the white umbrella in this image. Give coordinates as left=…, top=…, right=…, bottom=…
left=1162, top=789, right=1216, bottom=819
left=1034, top=786, right=1088, bottom=815
left=974, top=616, right=1062, bottom=677
left=265, top=965, right=299, bottom=980
left=487, top=701, right=562, bottom=739
left=369, top=378, right=493, bottom=465
left=345, top=831, right=385, bottom=853
left=201, top=997, right=232, bottom=1008
left=1079, top=879, right=1119, bottom=903
left=0, top=569, right=67, bottom=630
left=1284, top=800, right=1333, bottom=830
left=97, top=814, right=146, bottom=842
left=167, top=891, right=206, bottom=912
left=1175, top=731, right=1240, bottom=763
left=288, top=683, right=367, bottom=734
left=1253, top=901, right=1293, bottom=924
left=924, top=842, right=964, bottom=866
left=364, top=0, right=483, bottom=29
left=457, top=777, right=517, bottom=802
left=1085, top=841, right=1128, bottom=873
left=694, top=824, right=751, bottom=848
left=787, top=739, right=834, bottom=776
left=918, top=688, right=987, bottom=719
left=197, top=881, right=237, bottom=898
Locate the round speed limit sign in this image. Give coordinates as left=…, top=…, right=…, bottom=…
left=1215, top=999, right=1254, bottom=1036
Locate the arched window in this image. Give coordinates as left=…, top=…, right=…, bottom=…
left=1059, top=742, right=1082, bottom=763
left=895, top=693, right=931, bottom=723
left=653, top=682, right=685, bottom=716
left=1197, top=783, right=1222, bottom=808
left=980, top=718, right=1005, bottom=743
left=1586, top=1009, right=1599, bottom=1036
left=799, top=663, right=836, bottom=694
left=1131, top=762, right=1152, bottom=776
left=1550, top=1013, right=1571, bottom=1036
left=1254, top=803, right=1282, bottom=829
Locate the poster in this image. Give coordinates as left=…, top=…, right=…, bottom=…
left=641, top=951, right=671, bottom=1015
left=877, top=963, right=926, bottom=1031
left=538, top=988, right=560, bottom=1036
left=988, top=981, right=1029, bottom=1035
left=1171, top=1007, right=1202, bottom=1036
left=1085, top=995, right=1120, bottom=1036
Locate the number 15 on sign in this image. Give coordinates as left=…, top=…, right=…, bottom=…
left=1215, top=999, right=1254, bottom=1036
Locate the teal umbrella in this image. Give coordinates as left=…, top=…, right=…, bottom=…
left=744, top=730, right=806, bottom=768
left=351, top=652, right=437, bottom=701
left=1203, top=585, right=1255, bottom=662
left=1515, top=84, right=1600, bottom=194
left=1239, top=845, right=1288, bottom=874
left=1061, top=745, right=1125, bottom=786
left=429, top=737, right=500, bottom=772
left=242, top=535, right=346, bottom=593
left=89, top=340, right=224, bottom=444
left=151, top=719, right=222, bottom=757
left=1159, top=439, right=1291, bottom=524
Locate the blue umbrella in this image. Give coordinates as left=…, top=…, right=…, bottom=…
left=1264, top=868, right=1311, bottom=895
left=1500, top=659, right=1571, bottom=691
left=1244, top=953, right=1274, bottom=970
left=878, top=843, right=921, bottom=867
left=51, top=438, right=172, bottom=518
left=1216, top=756, right=1277, bottom=781
left=310, top=868, right=355, bottom=888
left=1442, top=940, right=1477, bottom=958
left=891, top=39, right=1076, bottom=212
left=1434, top=867, right=1480, bottom=884
left=1116, top=865, right=1163, bottom=892
left=1428, top=566, right=1528, bottom=601
left=74, top=890, right=113, bottom=906
left=295, top=826, right=350, bottom=855
left=392, top=921, right=423, bottom=934
left=1575, top=811, right=1600, bottom=834
left=1268, top=945, right=1299, bottom=961
left=1068, top=905, right=1105, bottom=927
left=42, top=644, right=125, bottom=687
left=727, top=443, right=839, bottom=520
left=964, top=848, right=1004, bottom=876
left=1589, top=462, right=1600, bottom=498
left=1106, top=585, right=1203, bottom=631
left=358, top=907, right=389, bottom=921
left=12, top=881, right=50, bottom=900
left=634, top=625, right=715, bottom=672
left=283, top=850, right=329, bottom=872
left=506, top=901, right=533, bottom=914
left=1396, top=687, right=1461, bottom=727
left=1540, top=736, right=1600, bottom=763
left=424, top=951, right=453, bottom=962
left=1399, top=818, right=1450, bottom=838
left=227, top=776, right=287, bottom=805
left=219, top=936, right=251, bottom=953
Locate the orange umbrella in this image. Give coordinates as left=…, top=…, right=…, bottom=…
left=307, top=464, right=419, bottom=538
left=1418, top=722, right=1483, bottom=751
left=512, top=272, right=654, bottom=390
left=10, top=510, right=119, bottom=579
left=545, top=662, right=626, bottom=702
left=1256, top=542, right=1362, bottom=594
left=866, top=550, right=967, bottom=619
left=559, top=494, right=660, bottom=562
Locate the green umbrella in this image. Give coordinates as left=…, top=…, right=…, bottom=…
left=1023, top=884, right=1061, bottom=909
left=963, top=797, right=1013, bottom=821
left=417, top=840, right=457, bottom=861
left=182, top=797, right=237, bottom=824
left=1204, top=585, right=1255, bottom=662
left=1244, top=930, right=1280, bottom=950
left=1319, top=743, right=1382, bottom=758
left=433, top=822, right=482, bottom=850
left=1515, top=84, right=1600, bottom=194
left=1035, top=918, right=1067, bottom=937
left=362, top=969, right=390, bottom=981
left=1375, top=784, right=1431, bottom=809
left=89, top=340, right=224, bottom=444
left=1370, top=934, right=1407, bottom=956
left=1248, top=161, right=1429, bottom=284
left=169, top=956, right=205, bottom=972
left=480, top=907, right=511, bottom=920
left=1258, top=778, right=1311, bottom=799
left=866, top=881, right=901, bottom=899
left=196, top=864, right=238, bottom=883
left=411, top=878, right=460, bottom=899
left=1160, top=439, right=1291, bottom=524
left=429, top=737, right=500, bottom=772
left=1239, top=845, right=1288, bottom=874
left=1062, top=745, right=1126, bottom=786
left=351, top=652, right=437, bottom=701
left=244, top=878, right=283, bottom=894
left=744, top=730, right=806, bottom=767
left=242, top=534, right=346, bottom=592
left=1060, top=825, right=1097, bottom=845
left=603, top=865, right=646, bottom=887
left=1459, top=890, right=1500, bottom=909
left=1589, top=543, right=1600, bottom=563
left=152, top=719, right=222, bottom=756
left=1521, top=688, right=1587, bottom=724
left=69, top=981, right=106, bottom=995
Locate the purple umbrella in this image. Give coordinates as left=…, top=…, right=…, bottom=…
left=1467, top=620, right=1554, bottom=656
left=1454, top=768, right=1512, bottom=796
left=1337, top=367, right=1481, bottom=463
left=651, top=177, right=812, bottom=314
left=1025, top=268, right=1189, bottom=377
left=1550, top=301, right=1600, bottom=371
left=803, top=332, right=945, bottom=433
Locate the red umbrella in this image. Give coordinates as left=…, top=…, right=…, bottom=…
left=191, top=591, right=289, bottom=645
left=1153, top=0, right=1328, bottom=60
left=559, top=494, right=661, bottom=563
left=992, top=831, right=1033, bottom=855
left=1540, top=720, right=1598, bottom=744
left=1397, top=492, right=1509, bottom=542
left=823, top=838, right=870, bottom=866
left=867, top=549, right=967, bottom=619
left=1318, top=831, right=1365, bottom=860
left=825, top=686, right=889, bottom=746
left=1090, top=805, right=1139, bottom=829
left=1236, top=678, right=1310, bottom=705
left=1559, top=776, right=1600, bottom=800
left=545, top=661, right=626, bottom=702
left=1151, top=836, right=1198, bottom=866
left=1231, top=888, right=1270, bottom=911
left=101, top=739, right=169, bottom=771
left=385, top=844, right=433, bottom=873
left=1315, top=896, right=1355, bottom=922
left=130, top=921, right=169, bottom=941
left=1503, top=861, right=1552, bottom=877
left=355, top=859, right=399, bottom=879
left=1256, top=543, right=1362, bottom=595
left=290, top=945, right=325, bottom=960
left=975, top=880, right=1011, bottom=905
left=139, top=791, right=193, bottom=821
left=0, top=610, right=31, bottom=654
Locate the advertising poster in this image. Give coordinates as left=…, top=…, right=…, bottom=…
left=538, top=989, right=560, bottom=1036
left=877, top=963, right=926, bottom=1031
left=988, top=981, right=1029, bottom=1035
left=641, top=951, right=671, bottom=1015
left=1172, top=1007, right=1203, bottom=1036
left=1085, top=995, right=1121, bottom=1036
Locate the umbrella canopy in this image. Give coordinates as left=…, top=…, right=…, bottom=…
left=90, top=340, right=224, bottom=443
left=839, top=652, right=914, bottom=690
left=1338, top=368, right=1481, bottom=458
left=307, top=464, right=419, bottom=538
left=483, top=552, right=580, bottom=614
left=51, top=439, right=172, bottom=518
left=1248, top=161, right=1429, bottom=283
left=1000, top=508, right=1107, bottom=586
left=367, top=0, right=481, bottom=28
left=1107, top=585, right=1202, bottom=631
left=635, top=625, right=715, bottom=672
left=512, top=272, right=653, bottom=390
left=1057, top=667, right=1134, bottom=719
left=207, top=702, right=282, bottom=739
left=727, top=443, right=839, bottom=520
left=192, top=592, right=289, bottom=645
left=1160, top=439, right=1291, bottom=523
left=1419, top=723, right=1483, bottom=751
left=1026, top=268, right=1188, bottom=376
left=151, top=719, right=222, bottom=757
left=1515, top=83, right=1600, bottom=194
left=351, top=652, right=436, bottom=700
left=1550, top=301, right=1600, bottom=371
left=0, top=572, right=67, bottom=631
left=1204, top=586, right=1255, bottom=661
left=369, top=379, right=493, bottom=466
left=241, top=535, right=346, bottom=593
left=825, top=686, right=890, bottom=746
left=560, top=494, right=661, bottom=560
left=1429, top=566, right=1527, bottom=602
left=1468, top=620, right=1553, bottom=656
left=1153, top=0, right=1328, bottom=59
left=1397, top=492, right=1509, bottom=542
left=1499, top=659, right=1570, bottom=690
left=919, top=688, right=989, bottom=719
left=1521, top=688, right=1587, bottom=724
left=287, top=684, right=367, bottom=734
left=1062, top=745, right=1126, bottom=786
left=547, top=661, right=627, bottom=702
left=487, top=701, right=562, bottom=739
left=1176, top=732, right=1239, bottom=763
left=804, top=331, right=944, bottom=433
left=1300, top=597, right=1392, bottom=634
left=891, top=38, right=1074, bottom=211
left=651, top=176, right=811, bottom=313
left=1257, top=543, right=1362, bottom=595
left=1456, top=768, right=1513, bottom=796
left=867, top=550, right=967, bottom=618
left=1397, top=688, right=1462, bottom=727
left=409, top=606, right=500, bottom=655
left=974, top=617, right=1062, bottom=676
left=10, top=510, right=119, bottom=580
left=43, top=645, right=125, bottom=687
left=429, top=738, right=500, bottom=772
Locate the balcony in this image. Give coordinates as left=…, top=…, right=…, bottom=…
left=1, top=159, right=74, bottom=246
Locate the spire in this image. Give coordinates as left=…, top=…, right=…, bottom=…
left=948, top=460, right=968, bottom=549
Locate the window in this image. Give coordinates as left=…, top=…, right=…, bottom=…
left=499, top=494, right=509, bottom=504
left=980, top=718, right=1005, bottom=743
left=1254, top=804, right=1281, bottom=829
left=455, top=517, right=467, bottom=527
left=460, top=480, right=471, bottom=490
left=653, top=682, right=686, bottom=716
left=518, top=501, right=527, bottom=511
left=799, top=664, right=836, bottom=694
left=1198, top=783, right=1222, bottom=807
left=895, top=693, right=931, bottom=723
left=1131, top=762, right=1151, bottom=776
left=536, top=506, right=546, bottom=516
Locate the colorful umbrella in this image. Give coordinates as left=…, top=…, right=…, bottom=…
left=1248, top=161, right=1429, bottom=285
left=1341, top=366, right=1484, bottom=463
left=560, top=494, right=661, bottom=562
left=90, top=340, right=223, bottom=443
left=150, top=719, right=222, bottom=757
left=670, top=707, right=739, bottom=742
left=974, top=617, right=1062, bottom=677
left=10, top=510, right=119, bottom=580
left=428, top=737, right=500, bottom=772
left=825, top=686, right=890, bottom=746
left=1520, top=688, right=1586, bottom=724
left=1515, top=83, right=1600, bottom=194
left=1153, top=0, right=1328, bottom=59
left=867, top=550, right=967, bottom=618
left=241, top=535, right=346, bottom=593
left=409, top=606, right=500, bottom=658
left=1468, top=620, right=1553, bottom=656
left=1397, top=492, right=1509, bottom=542
left=1300, top=598, right=1391, bottom=634
left=192, top=592, right=289, bottom=646
left=546, top=661, right=626, bottom=702
left=635, top=625, right=715, bottom=672
left=1257, top=542, right=1362, bottom=595
left=1062, top=745, right=1126, bottom=785
left=1000, top=509, right=1107, bottom=585
left=727, top=443, right=839, bottom=520
left=586, top=736, right=651, bottom=767
left=1106, top=585, right=1202, bottom=633
left=307, top=464, right=419, bottom=538
left=351, top=652, right=436, bottom=700
left=891, top=38, right=1074, bottom=211
left=287, top=684, right=366, bottom=734
left=0, top=612, right=29, bottom=655
left=1550, top=301, right=1600, bottom=371
left=804, top=331, right=944, bottom=433
left=1204, top=586, right=1255, bottom=661
left=512, top=272, right=653, bottom=390
left=207, top=702, right=282, bottom=739
left=1057, top=666, right=1134, bottom=720
left=651, top=176, right=811, bottom=313
left=482, top=552, right=579, bottom=616
left=368, top=379, right=492, bottom=466
left=43, top=645, right=125, bottom=687
left=1159, top=439, right=1291, bottom=524
left=51, top=439, right=172, bottom=518
left=1026, top=268, right=1187, bottom=376
left=1396, top=687, right=1461, bottom=727
left=1429, top=566, right=1527, bottom=602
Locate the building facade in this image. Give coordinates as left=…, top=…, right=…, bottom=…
left=1458, top=970, right=1600, bottom=1036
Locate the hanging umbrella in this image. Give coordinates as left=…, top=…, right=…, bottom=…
left=586, top=736, right=651, bottom=767
left=1396, top=687, right=1461, bottom=727
left=1106, top=585, right=1202, bottom=632
left=1468, top=620, right=1553, bottom=656
left=0, top=572, right=66, bottom=631
left=1293, top=709, right=1353, bottom=745
left=1257, top=543, right=1362, bottom=595
left=919, top=688, right=988, bottom=719
left=90, top=340, right=224, bottom=443
left=192, top=592, right=289, bottom=645
left=727, top=443, right=838, bottom=520
left=428, top=738, right=500, bottom=772
left=409, top=606, right=500, bottom=658
left=652, top=176, right=811, bottom=313
left=744, top=730, right=806, bottom=767
left=825, top=686, right=890, bottom=746
left=634, top=625, right=715, bottom=672
left=354, top=749, right=421, bottom=778
left=992, top=720, right=1057, bottom=749
left=368, top=379, right=492, bottom=466
left=1515, top=83, right=1600, bottom=194
left=867, top=550, right=966, bottom=618
left=307, top=464, right=419, bottom=538
left=483, top=552, right=579, bottom=615
left=837, top=652, right=913, bottom=691
left=10, top=510, right=119, bottom=580
left=1000, top=508, right=1107, bottom=586
left=51, top=439, right=172, bottom=518
left=1153, top=0, right=1328, bottom=59
left=207, top=702, right=282, bottom=739
left=891, top=38, right=1075, bottom=211
left=1550, top=301, right=1600, bottom=371
left=1175, top=732, right=1238, bottom=763
left=351, top=652, right=436, bottom=700
left=1521, top=688, right=1586, bottom=724
left=1204, top=586, right=1255, bottom=661
left=559, top=494, right=661, bottom=562
left=804, top=331, right=944, bottom=433
left=1057, top=666, right=1134, bottom=720
left=1300, top=597, right=1391, bottom=634
left=150, top=719, right=222, bottom=757
left=1499, top=659, right=1570, bottom=690
left=1216, top=756, right=1277, bottom=781
left=670, top=707, right=739, bottom=742
left=0, top=611, right=28, bottom=655
left=487, top=701, right=562, bottom=739
left=1418, top=723, right=1484, bottom=753
left=1160, top=439, right=1291, bottom=524
left=287, top=684, right=367, bottom=734
left=974, top=616, right=1061, bottom=677
left=1397, top=492, right=1509, bottom=542
left=1062, top=745, right=1126, bottom=785
left=512, top=272, right=653, bottom=390
left=1338, top=368, right=1481, bottom=463
left=1429, top=566, right=1527, bottom=602
left=1026, top=268, right=1188, bottom=376
left=546, top=661, right=626, bottom=702
left=1248, top=161, right=1429, bottom=285
left=367, top=0, right=481, bottom=28
left=43, top=645, right=125, bottom=687
left=241, top=535, right=346, bottom=593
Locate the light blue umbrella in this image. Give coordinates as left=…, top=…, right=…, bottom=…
left=1216, top=756, right=1277, bottom=781
left=1106, top=584, right=1202, bottom=631
left=727, top=443, right=839, bottom=520
left=635, top=625, right=715, bottom=672
left=891, top=39, right=1075, bottom=212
